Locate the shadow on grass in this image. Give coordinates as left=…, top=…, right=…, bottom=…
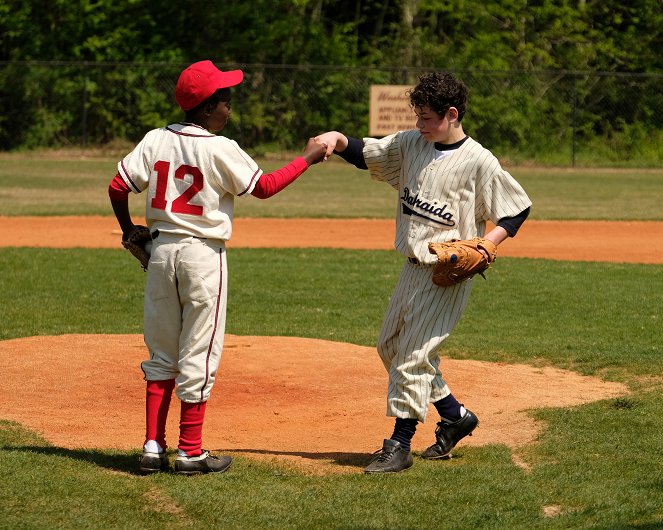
left=6, top=444, right=142, bottom=475
left=7, top=444, right=375, bottom=473
left=216, top=448, right=373, bottom=469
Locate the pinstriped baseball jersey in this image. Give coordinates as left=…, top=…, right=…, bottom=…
left=118, top=123, right=262, bottom=242
left=363, top=130, right=532, bottom=264
left=363, top=129, right=531, bottom=421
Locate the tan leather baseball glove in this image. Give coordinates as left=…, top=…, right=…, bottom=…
left=122, top=225, right=152, bottom=271
left=428, top=237, right=497, bottom=287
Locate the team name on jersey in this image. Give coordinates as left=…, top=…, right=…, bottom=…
left=400, top=187, right=456, bottom=227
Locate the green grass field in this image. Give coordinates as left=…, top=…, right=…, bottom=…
left=1, top=153, right=662, bottom=220
left=0, top=154, right=662, bottom=529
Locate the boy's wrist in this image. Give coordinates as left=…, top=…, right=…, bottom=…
left=333, top=133, right=349, bottom=153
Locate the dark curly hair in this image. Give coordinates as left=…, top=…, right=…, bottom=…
left=408, top=72, right=468, bottom=121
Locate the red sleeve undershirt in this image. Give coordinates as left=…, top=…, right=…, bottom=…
left=108, top=173, right=130, bottom=201
left=107, top=156, right=309, bottom=202
left=251, top=156, right=308, bottom=199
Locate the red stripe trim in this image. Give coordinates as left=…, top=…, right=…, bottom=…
left=238, top=169, right=262, bottom=197
left=119, top=161, right=141, bottom=193
left=200, top=251, right=223, bottom=401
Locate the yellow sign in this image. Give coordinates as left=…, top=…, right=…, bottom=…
left=369, top=85, right=417, bottom=136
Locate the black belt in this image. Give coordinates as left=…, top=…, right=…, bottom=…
left=149, top=230, right=209, bottom=243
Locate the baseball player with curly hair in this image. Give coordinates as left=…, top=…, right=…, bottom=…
left=316, top=72, right=531, bottom=474
left=108, top=60, right=327, bottom=475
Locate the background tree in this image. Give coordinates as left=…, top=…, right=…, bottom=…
left=0, top=0, right=661, bottom=163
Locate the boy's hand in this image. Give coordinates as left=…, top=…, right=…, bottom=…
left=302, top=138, right=328, bottom=165
left=122, top=225, right=153, bottom=271
left=314, top=131, right=348, bottom=160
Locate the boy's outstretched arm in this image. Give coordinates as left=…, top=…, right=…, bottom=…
left=315, top=131, right=367, bottom=169
left=250, top=138, right=327, bottom=199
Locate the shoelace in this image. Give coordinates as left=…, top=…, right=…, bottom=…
left=370, top=447, right=396, bottom=463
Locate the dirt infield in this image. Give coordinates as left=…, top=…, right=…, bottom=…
left=1, top=216, right=654, bottom=474
left=0, top=334, right=626, bottom=474
left=2, top=216, right=663, bottom=263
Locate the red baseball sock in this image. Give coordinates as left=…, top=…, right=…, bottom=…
left=145, top=379, right=175, bottom=450
left=179, top=401, right=207, bottom=456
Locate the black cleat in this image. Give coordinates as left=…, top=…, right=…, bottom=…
left=364, top=439, right=414, bottom=474
left=139, top=451, right=169, bottom=474
left=421, top=409, right=479, bottom=460
left=174, top=451, right=233, bottom=475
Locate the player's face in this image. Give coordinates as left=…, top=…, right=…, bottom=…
left=207, top=99, right=232, bottom=132
left=414, top=106, right=454, bottom=143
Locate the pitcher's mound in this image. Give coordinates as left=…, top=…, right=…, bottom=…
left=0, top=334, right=627, bottom=474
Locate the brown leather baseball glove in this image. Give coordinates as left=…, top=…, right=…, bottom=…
left=122, top=225, right=152, bottom=271
left=428, top=237, right=497, bottom=287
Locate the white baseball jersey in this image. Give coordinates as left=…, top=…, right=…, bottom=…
left=118, top=123, right=262, bottom=242
left=363, top=130, right=532, bottom=421
left=117, top=122, right=262, bottom=403
left=364, top=130, right=532, bottom=264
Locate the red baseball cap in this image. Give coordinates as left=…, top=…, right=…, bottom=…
left=175, top=60, right=244, bottom=111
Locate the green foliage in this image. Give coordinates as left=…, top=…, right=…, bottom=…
left=84, top=64, right=183, bottom=144
left=0, top=0, right=663, bottom=159
left=588, top=1, right=663, bottom=72
left=3, top=1, right=662, bottom=70
left=576, top=122, right=663, bottom=167
left=1, top=0, right=662, bottom=158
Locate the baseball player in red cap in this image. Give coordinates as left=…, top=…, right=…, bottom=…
left=108, top=60, right=327, bottom=475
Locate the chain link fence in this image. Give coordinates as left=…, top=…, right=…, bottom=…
left=1, top=61, right=662, bottom=166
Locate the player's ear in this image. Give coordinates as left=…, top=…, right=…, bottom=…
left=447, top=107, right=459, bottom=122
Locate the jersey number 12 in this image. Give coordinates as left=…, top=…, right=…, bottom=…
left=150, top=160, right=204, bottom=216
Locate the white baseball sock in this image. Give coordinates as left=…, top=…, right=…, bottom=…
left=144, top=440, right=164, bottom=453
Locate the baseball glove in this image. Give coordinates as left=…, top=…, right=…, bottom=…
left=428, top=237, right=497, bottom=287
left=122, top=225, right=152, bottom=271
